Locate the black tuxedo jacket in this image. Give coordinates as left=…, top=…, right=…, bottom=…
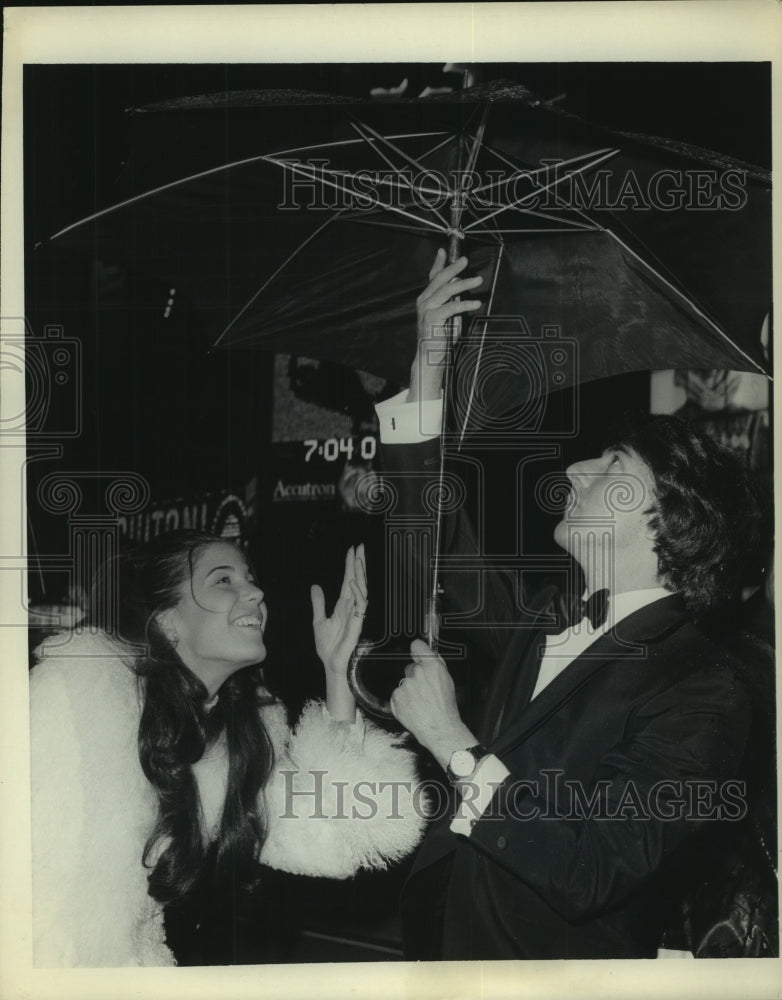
left=384, top=439, right=751, bottom=960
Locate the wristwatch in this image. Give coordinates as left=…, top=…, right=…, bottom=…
left=447, top=744, right=490, bottom=784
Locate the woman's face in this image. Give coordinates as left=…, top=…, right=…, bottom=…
left=164, top=541, right=267, bottom=696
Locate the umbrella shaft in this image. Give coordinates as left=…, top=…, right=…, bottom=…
left=427, top=199, right=465, bottom=651
left=425, top=593, right=441, bottom=650
left=447, top=195, right=462, bottom=263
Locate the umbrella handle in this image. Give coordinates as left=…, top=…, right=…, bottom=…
left=347, top=640, right=395, bottom=719
left=347, top=592, right=441, bottom=720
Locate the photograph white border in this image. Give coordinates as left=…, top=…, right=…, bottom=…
left=2, top=4, right=780, bottom=998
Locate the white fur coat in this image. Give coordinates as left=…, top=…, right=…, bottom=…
left=30, top=631, right=425, bottom=967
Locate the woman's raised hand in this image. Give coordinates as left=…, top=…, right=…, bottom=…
left=311, top=544, right=368, bottom=677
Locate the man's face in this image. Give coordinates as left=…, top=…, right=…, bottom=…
left=554, top=445, right=657, bottom=570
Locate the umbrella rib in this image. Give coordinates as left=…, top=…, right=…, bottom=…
left=449, top=106, right=491, bottom=238
left=339, top=217, right=452, bottom=235
left=539, top=191, right=610, bottom=233
left=349, top=118, right=457, bottom=198
left=257, top=130, right=450, bottom=159
left=457, top=241, right=506, bottom=450
left=470, top=139, right=525, bottom=179
left=463, top=107, right=489, bottom=178
left=603, top=229, right=768, bottom=375
left=212, top=212, right=345, bottom=348
left=350, top=121, right=451, bottom=229
left=470, top=202, right=598, bottom=231
left=463, top=149, right=620, bottom=233
left=471, top=141, right=606, bottom=188
left=267, top=158, right=447, bottom=234
left=469, top=226, right=597, bottom=234
left=314, top=168, right=459, bottom=199
left=49, top=132, right=450, bottom=239
left=463, top=168, right=600, bottom=230
left=470, top=146, right=619, bottom=196
left=412, top=132, right=463, bottom=164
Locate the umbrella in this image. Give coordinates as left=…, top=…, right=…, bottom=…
left=43, top=82, right=773, bottom=713
left=46, top=82, right=771, bottom=390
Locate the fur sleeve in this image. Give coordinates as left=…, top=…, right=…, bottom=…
left=30, top=633, right=173, bottom=967
left=260, top=702, right=426, bottom=878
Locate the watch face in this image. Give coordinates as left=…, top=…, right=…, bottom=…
left=450, top=749, right=477, bottom=779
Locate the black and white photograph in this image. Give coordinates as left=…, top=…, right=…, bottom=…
left=1, top=4, right=779, bottom=999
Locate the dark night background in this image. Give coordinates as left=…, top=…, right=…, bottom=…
left=23, top=60, right=773, bottom=962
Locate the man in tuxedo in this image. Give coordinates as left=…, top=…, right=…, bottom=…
left=377, top=250, right=762, bottom=959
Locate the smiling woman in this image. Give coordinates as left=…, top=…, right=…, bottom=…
left=158, top=540, right=270, bottom=698
left=29, top=530, right=425, bottom=967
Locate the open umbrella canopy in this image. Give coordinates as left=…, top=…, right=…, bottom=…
left=33, top=76, right=774, bottom=718
left=46, top=82, right=771, bottom=392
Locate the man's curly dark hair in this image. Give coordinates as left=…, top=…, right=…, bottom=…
left=604, top=413, right=765, bottom=614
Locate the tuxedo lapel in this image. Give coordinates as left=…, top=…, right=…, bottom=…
left=479, top=624, right=540, bottom=743
left=478, top=585, right=565, bottom=744
left=489, top=594, right=690, bottom=759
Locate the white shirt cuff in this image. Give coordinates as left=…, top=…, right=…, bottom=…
left=449, top=754, right=510, bottom=836
left=375, top=389, right=444, bottom=443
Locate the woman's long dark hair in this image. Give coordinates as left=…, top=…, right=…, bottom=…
left=89, top=530, right=275, bottom=905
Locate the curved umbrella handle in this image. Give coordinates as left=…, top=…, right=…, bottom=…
left=347, top=596, right=442, bottom=719
left=347, top=640, right=394, bottom=718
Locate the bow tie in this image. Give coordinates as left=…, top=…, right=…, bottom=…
left=574, top=589, right=610, bottom=629
left=535, top=586, right=611, bottom=634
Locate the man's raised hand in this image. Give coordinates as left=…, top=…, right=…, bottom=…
left=409, top=250, right=483, bottom=403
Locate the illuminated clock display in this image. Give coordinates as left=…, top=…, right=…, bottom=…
left=303, top=436, right=377, bottom=463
